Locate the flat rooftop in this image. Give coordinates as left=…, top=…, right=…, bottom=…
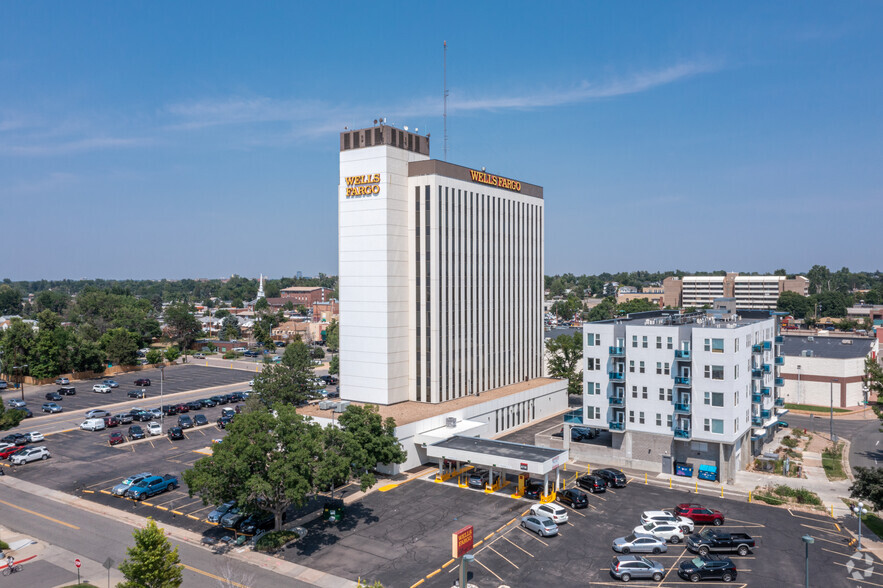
left=592, top=310, right=773, bottom=328
left=430, top=435, right=565, bottom=463
left=298, top=377, right=560, bottom=426
left=780, top=335, right=874, bottom=359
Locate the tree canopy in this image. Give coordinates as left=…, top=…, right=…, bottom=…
left=163, top=302, right=202, bottom=350
left=117, top=518, right=182, bottom=588
left=251, top=340, right=316, bottom=406
left=850, top=467, right=883, bottom=511
left=545, top=333, right=583, bottom=395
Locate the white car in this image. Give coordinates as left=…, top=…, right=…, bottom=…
left=80, top=419, right=106, bottom=431
left=530, top=503, right=569, bottom=524
left=26, top=432, right=44, bottom=442
left=147, top=422, right=162, bottom=436
left=641, top=510, right=695, bottom=533
left=55, top=377, right=70, bottom=385
left=10, top=445, right=50, bottom=464
left=92, top=384, right=112, bottom=394
left=633, top=522, right=684, bottom=543
left=249, top=379, right=255, bottom=386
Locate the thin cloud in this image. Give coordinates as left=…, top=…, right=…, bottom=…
left=0, top=135, right=150, bottom=156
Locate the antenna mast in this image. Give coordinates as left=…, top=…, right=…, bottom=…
left=443, top=40, right=448, bottom=161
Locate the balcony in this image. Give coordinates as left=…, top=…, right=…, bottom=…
left=674, top=403, right=691, bottom=413
left=775, top=398, right=785, bottom=407
left=761, top=409, right=771, bottom=419
left=674, top=349, right=691, bottom=360
left=762, top=364, right=772, bottom=374
left=674, top=376, right=691, bottom=387
left=609, top=346, right=624, bottom=357
left=775, top=335, right=784, bottom=344
left=752, top=416, right=763, bottom=426
left=752, top=344, right=763, bottom=353
left=763, top=341, right=772, bottom=350
left=608, top=372, right=624, bottom=381
left=775, top=357, right=784, bottom=366
left=752, top=369, right=763, bottom=379
left=752, top=393, right=762, bottom=404
left=775, top=377, right=785, bottom=387
left=674, top=428, right=691, bottom=440
left=761, top=387, right=771, bottom=396
left=609, top=421, right=624, bottom=431
left=609, top=396, right=624, bottom=406
left=564, top=408, right=583, bottom=424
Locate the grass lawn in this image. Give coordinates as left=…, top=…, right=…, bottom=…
left=862, top=513, right=883, bottom=540
left=785, top=403, right=851, bottom=413
left=822, top=444, right=847, bottom=481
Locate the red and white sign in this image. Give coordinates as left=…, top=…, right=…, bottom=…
left=451, top=525, right=474, bottom=558
left=75, top=559, right=81, bottom=568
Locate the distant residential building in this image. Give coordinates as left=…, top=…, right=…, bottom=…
left=311, top=299, right=339, bottom=323
left=779, top=335, right=874, bottom=407
left=0, top=316, right=38, bottom=331
left=616, top=286, right=664, bottom=307
left=279, top=286, right=331, bottom=307
left=663, top=273, right=809, bottom=310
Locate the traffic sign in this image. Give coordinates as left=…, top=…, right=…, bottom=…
left=75, top=558, right=81, bottom=568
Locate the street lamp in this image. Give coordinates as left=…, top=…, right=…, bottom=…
left=12, top=365, right=28, bottom=402
left=801, top=535, right=814, bottom=588
left=797, top=365, right=802, bottom=404
left=830, top=378, right=839, bottom=442
left=853, top=502, right=868, bottom=551
left=159, top=364, right=165, bottom=433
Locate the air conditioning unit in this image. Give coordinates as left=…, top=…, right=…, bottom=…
left=318, top=400, right=334, bottom=410
left=333, top=401, right=350, bottom=413
left=446, top=417, right=457, bottom=428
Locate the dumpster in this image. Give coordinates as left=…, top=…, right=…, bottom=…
left=697, top=464, right=717, bottom=481
left=674, top=462, right=694, bottom=478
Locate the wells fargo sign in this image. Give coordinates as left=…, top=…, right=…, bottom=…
left=344, top=173, right=381, bottom=198
left=468, top=169, right=522, bottom=192
left=451, top=525, right=474, bottom=558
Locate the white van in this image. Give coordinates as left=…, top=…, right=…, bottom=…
left=80, top=418, right=106, bottom=431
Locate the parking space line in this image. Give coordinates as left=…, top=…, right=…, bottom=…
left=86, top=475, right=121, bottom=489
left=176, top=499, right=205, bottom=512
left=187, top=514, right=201, bottom=520
left=501, top=535, right=534, bottom=557
left=804, top=534, right=851, bottom=547
left=845, top=576, right=883, bottom=587
left=471, top=557, right=504, bottom=583
left=179, top=563, right=249, bottom=588
left=832, top=561, right=883, bottom=578
left=801, top=522, right=846, bottom=536
left=486, top=545, right=519, bottom=569
left=409, top=579, right=424, bottom=588
left=517, top=527, right=549, bottom=547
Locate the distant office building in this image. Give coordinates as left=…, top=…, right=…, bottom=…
left=616, top=286, right=664, bottom=307
left=577, top=308, right=785, bottom=483
left=663, top=273, right=809, bottom=310
left=279, top=286, right=331, bottom=306
left=779, top=335, right=874, bottom=407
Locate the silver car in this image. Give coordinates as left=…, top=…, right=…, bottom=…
left=610, top=555, right=665, bottom=582
left=112, top=472, right=152, bottom=496
left=207, top=500, right=236, bottom=523
left=612, top=533, right=668, bottom=554
left=520, top=515, right=558, bottom=537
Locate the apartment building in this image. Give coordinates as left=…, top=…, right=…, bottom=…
left=578, top=309, right=786, bottom=483
left=663, top=273, right=809, bottom=310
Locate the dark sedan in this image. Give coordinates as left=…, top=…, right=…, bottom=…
left=177, top=415, right=193, bottom=429
left=238, top=511, right=276, bottom=534
left=523, top=482, right=544, bottom=500
left=128, top=425, right=146, bottom=440
left=161, top=405, right=178, bottom=416
left=216, top=416, right=233, bottom=429
left=210, top=395, right=229, bottom=405
left=557, top=488, right=589, bottom=509
left=577, top=474, right=607, bottom=493
left=595, top=468, right=628, bottom=488
left=186, top=401, right=203, bottom=411
left=128, top=389, right=146, bottom=399
left=167, top=427, right=185, bottom=440
left=1, top=433, right=29, bottom=446
left=199, top=398, right=217, bottom=408
left=134, top=378, right=151, bottom=386
left=45, top=392, right=63, bottom=401
left=193, top=414, right=208, bottom=426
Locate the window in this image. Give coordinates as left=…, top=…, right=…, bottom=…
left=658, top=388, right=666, bottom=401
left=642, top=386, right=648, bottom=399
left=712, top=339, right=724, bottom=353
left=734, top=338, right=740, bottom=352
left=734, top=391, right=739, bottom=405
left=703, top=391, right=724, bottom=406
left=664, top=362, right=670, bottom=375
left=656, top=336, right=662, bottom=349
left=639, top=412, right=645, bottom=424
left=712, top=419, right=724, bottom=434
left=642, top=336, right=648, bottom=348
left=712, top=366, right=724, bottom=380
left=704, top=365, right=710, bottom=378
left=667, top=415, right=673, bottom=428
left=734, top=365, right=739, bottom=379
left=667, top=337, right=673, bottom=350
left=629, top=360, right=635, bottom=373
left=629, top=410, right=635, bottom=423
left=632, top=386, right=638, bottom=398
left=656, top=362, right=662, bottom=375
left=639, top=361, right=645, bottom=374
left=632, top=335, right=638, bottom=348
left=594, top=406, right=601, bottom=419
left=667, top=388, right=673, bottom=401
left=656, top=413, right=662, bottom=426
left=586, top=333, right=594, bottom=346
left=587, top=358, right=594, bottom=371
left=595, top=383, right=601, bottom=395
left=704, top=418, right=710, bottom=432
left=734, top=418, right=739, bottom=431
left=704, top=338, right=710, bottom=352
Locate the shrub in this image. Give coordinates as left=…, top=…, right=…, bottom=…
left=791, top=428, right=805, bottom=438
left=773, top=485, right=796, bottom=497
left=0, top=540, right=8, bottom=550
left=782, top=436, right=799, bottom=449
left=223, top=350, right=236, bottom=360
left=255, top=530, right=299, bottom=551
left=793, top=488, right=822, bottom=505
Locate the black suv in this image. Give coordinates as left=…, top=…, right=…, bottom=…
left=523, top=482, right=544, bottom=500
left=168, top=427, right=185, bottom=440
left=58, top=386, right=77, bottom=396
left=128, top=425, right=145, bottom=440
left=128, top=389, right=146, bottom=399
left=678, top=555, right=737, bottom=582
left=595, top=468, right=628, bottom=488
left=199, top=398, right=217, bottom=408
left=577, top=474, right=607, bottom=493
left=210, top=395, right=229, bottom=405
left=161, top=405, right=178, bottom=416
left=45, top=392, right=63, bottom=401
left=557, top=488, right=589, bottom=509
left=186, top=400, right=203, bottom=411
left=177, top=415, right=193, bottom=429
left=216, top=416, right=233, bottom=429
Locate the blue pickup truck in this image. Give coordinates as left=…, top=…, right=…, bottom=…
left=125, top=474, right=179, bottom=500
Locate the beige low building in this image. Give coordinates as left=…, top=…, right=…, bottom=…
left=663, top=273, right=809, bottom=310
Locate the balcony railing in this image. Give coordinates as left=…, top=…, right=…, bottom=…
left=674, top=349, right=691, bottom=360
left=763, top=341, right=772, bottom=350
left=752, top=369, right=763, bottom=379
left=752, top=393, right=762, bottom=404
left=609, top=396, right=624, bottom=406
left=564, top=408, right=583, bottom=424
left=775, top=357, right=784, bottom=366
left=775, top=335, right=784, bottom=344
left=775, top=398, right=785, bottom=407
left=752, top=416, right=763, bottom=426
left=609, top=421, right=624, bottom=431
left=674, top=429, right=691, bottom=439
left=674, top=403, right=691, bottom=413
left=775, top=378, right=785, bottom=387
left=674, top=376, right=691, bottom=386
left=761, top=409, right=771, bottom=419
left=609, top=372, right=624, bottom=381
left=752, top=344, right=763, bottom=353
left=761, top=387, right=771, bottom=396
left=609, top=346, right=624, bottom=357
left=762, top=364, right=772, bottom=373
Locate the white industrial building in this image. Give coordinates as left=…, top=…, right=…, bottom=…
left=779, top=335, right=874, bottom=408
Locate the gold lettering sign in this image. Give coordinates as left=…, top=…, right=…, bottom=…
left=468, top=169, right=522, bottom=192
left=344, top=173, right=381, bottom=198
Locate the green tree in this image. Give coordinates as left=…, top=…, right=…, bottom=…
left=850, top=467, right=883, bottom=511
left=164, top=346, right=181, bottom=363
left=220, top=315, right=241, bottom=341
left=251, top=340, right=315, bottom=406
left=815, top=290, right=850, bottom=318
left=29, top=311, right=71, bottom=378
left=325, top=320, right=339, bottom=351
left=310, top=346, right=325, bottom=360
left=335, top=404, right=407, bottom=490
left=585, top=298, right=615, bottom=322
left=807, top=264, right=832, bottom=294
left=328, top=354, right=339, bottom=376
left=616, top=298, right=659, bottom=314
left=100, top=328, right=140, bottom=366
left=232, top=297, right=243, bottom=308
left=70, top=334, right=106, bottom=373
left=545, top=333, right=583, bottom=395
left=117, top=518, right=182, bottom=588
left=296, top=304, right=309, bottom=317
left=0, top=285, right=22, bottom=315
left=0, top=318, right=34, bottom=373
left=265, top=281, right=281, bottom=298
left=183, top=404, right=323, bottom=530
left=0, top=402, right=26, bottom=431
left=867, top=358, right=883, bottom=407
left=283, top=300, right=295, bottom=312
left=214, top=309, right=231, bottom=319
left=163, top=303, right=202, bottom=350
left=146, top=349, right=164, bottom=365
left=33, top=289, right=70, bottom=315
left=777, top=291, right=813, bottom=319
left=254, top=297, right=269, bottom=312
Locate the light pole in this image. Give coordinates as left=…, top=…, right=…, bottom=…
left=159, top=364, right=165, bottom=433
left=797, top=365, right=802, bottom=404
left=853, top=502, right=868, bottom=551
left=12, top=364, right=28, bottom=402
left=830, top=378, right=839, bottom=441
left=802, top=535, right=814, bottom=588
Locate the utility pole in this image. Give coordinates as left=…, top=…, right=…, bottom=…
left=443, top=40, right=448, bottom=161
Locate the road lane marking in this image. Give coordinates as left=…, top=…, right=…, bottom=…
left=179, top=563, right=249, bottom=588
left=409, top=580, right=424, bottom=588
left=426, top=569, right=441, bottom=578
left=441, top=558, right=455, bottom=568
left=0, top=498, right=80, bottom=529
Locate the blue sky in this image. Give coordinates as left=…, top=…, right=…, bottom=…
left=2, top=2, right=881, bottom=280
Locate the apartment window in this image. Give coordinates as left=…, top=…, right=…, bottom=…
left=704, top=338, right=710, bottom=352
left=712, top=365, right=724, bottom=380
left=587, top=358, right=594, bottom=371
left=664, top=362, right=670, bottom=375
left=595, top=383, right=601, bottom=395
left=642, top=386, right=648, bottom=399
left=734, top=418, right=739, bottom=431
left=631, top=386, right=638, bottom=398
left=586, top=333, right=594, bottom=346
left=734, top=365, right=739, bottom=379
left=656, top=362, right=662, bottom=375
left=639, top=412, right=645, bottom=424
left=667, top=388, right=673, bottom=401
left=658, top=388, right=666, bottom=401
left=629, top=360, right=635, bottom=373
left=734, top=338, right=740, bottom=352
left=629, top=410, right=635, bottom=423
left=639, top=361, right=645, bottom=374
left=734, top=391, right=739, bottom=405
left=656, top=414, right=662, bottom=426
left=642, top=336, right=648, bottom=348
left=632, top=335, right=638, bottom=348
left=712, top=339, right=724, bottom=353
left=667, top=337, right=673, bottom=350
left=656, top=336, right=662, bottom=349
left=708, top=419, right=724, bottom=434
left=667, top=415, right=673, bottom=428
left=704, top=391, right=724, bottom=407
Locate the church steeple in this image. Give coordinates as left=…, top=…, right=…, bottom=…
left=256, top=274, right=265, bottom=299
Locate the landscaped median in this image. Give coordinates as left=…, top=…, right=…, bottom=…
left=785, top=403, right=851, bottom=414
left=751, top=484, right=825, bottom=510
left=822, top=442, right=848, bottom=481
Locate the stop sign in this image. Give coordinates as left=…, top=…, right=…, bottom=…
left=75, top=559, right=81, bottom=568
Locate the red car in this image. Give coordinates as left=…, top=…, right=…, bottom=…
left=174, top=403, right=189, bottom=413
left=0, top=445, right=23, bottom=459
left=134, top=378, right=151, bottom=386
left=675, top=503, right=725, bottom=525
left=108, top=431, right=125, bottom=446
left=103, top=416, right=119, bottom=428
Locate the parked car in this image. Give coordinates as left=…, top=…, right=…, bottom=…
left=125, top=474, right=178, bottom=500
left=523, top=482, right=544, bottom=500
left=229, top=392, right=246, bottom=402
left=85, top=409, right=110, bottom=419
left=577, top=474, right=607, bottom=493
left=207, top=500, right=236, bottom=523
left=641, top=510, right=695, bottom=533
left=0, top=445, right=23, bottom=459
left=220, top=506, right=247, bottom=529
left=239, top=511, right=276, bottom=534
left=221, top=407, right=236, bottom=419
left=114, top=413, right=134, bottom=425
left=677, top=555, right=738, bottom=582
left=686, top=530, right=755, bottom=556
left=216, top=416, right=233, bottom=429
left=186, top=401, right=203, bottom=411
left=595, top=468, right=628, bottom=488
left=610, top=555, right=665, bottom=582
left=613, top=533, right=668, bottom=555
left=55, top=377, right=70, bottom=385
left=193, top=414, right=208, bottom=426
left=42, top=402, right=63, bottom=413
left=25, top=432, right=44, bottom=443
left=57, top=385, right=77, bottom=396
left=210, top=395, right=228, bottom=405
left=80, top=418, right=106, bottom=431
left=467, top=469, right=489, bottom=489
left=109, top=431, right=126, bottom=446
left=128, top=389, right=146, bottom=399
left=520, top=515, right=558, bottom=537
left=675, top=504, right=725, bottom=526
left=10, top=445, right=50, bottom=464
left=199, top=398, right=217, bottom=408
left=161, top=405, right=178, bottom=416
left=128, top=425, right=146, bottom=440
left=530, top=503, right=569, bottom=524
left=167, top=427, right=185, bottom=440
left=557, top=488, right=589, bottom=509
left=45, top=392, right=63, bottom=401
left=0, top=379, right=7, bottom=389
left=194, top=353, right=206, bottom=359
left=147, top=408, right=162, bottom=419
left=634, top=522, right=684, bottom=543
left=129, top=409, right=151, bottom=422
left=103, top=379, right=120, bottom=388
left=134, top=378, right=151, bottom=386
left=572, top=426, right=598, bottom=441
left=177, top=415, right=193, bottom=429
left=92, top=384, right=112, bottom=394
left=7, top=399, right=26, bottom=409
left=174, top=403, right=189, bottom=414
left=102, top=416, right=119, bottom=428
left=112, top=472, right=152, bottom=495
left=147, top=422, right=162, bottom=436
left=1, top=433, right=28, bottom=445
